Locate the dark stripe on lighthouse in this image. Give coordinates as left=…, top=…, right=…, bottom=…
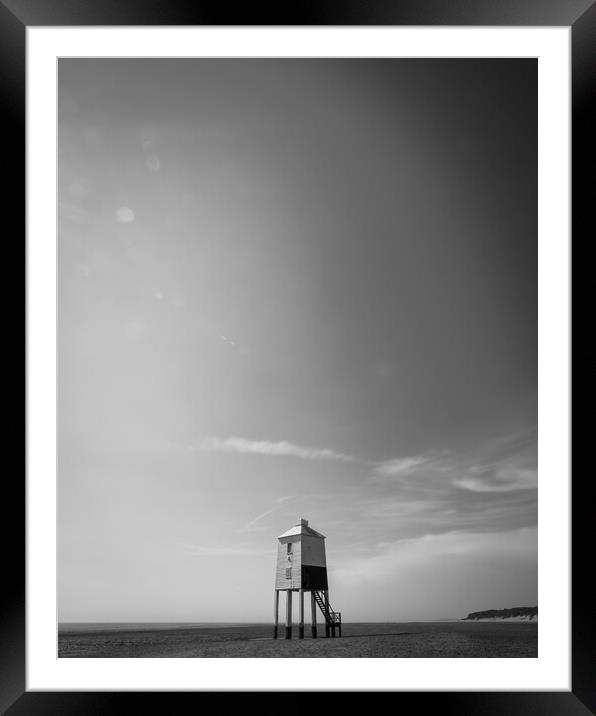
left=301, top=565, right=328, bottom=590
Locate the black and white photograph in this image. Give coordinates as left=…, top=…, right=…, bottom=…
left=56, top=56, right=540, bottom=659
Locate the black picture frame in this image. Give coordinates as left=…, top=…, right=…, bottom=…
left=9, top=0, right=585, bottom=712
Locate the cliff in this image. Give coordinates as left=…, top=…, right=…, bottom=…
left=463, top=606, right=538, bottom=621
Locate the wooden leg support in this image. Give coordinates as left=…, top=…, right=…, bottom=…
left=285, top=590, right=292, bottom=639
left=273, top=590, right=279, bottom=639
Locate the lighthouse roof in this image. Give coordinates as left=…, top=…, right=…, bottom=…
left=277, top=517, right=325, bottom=539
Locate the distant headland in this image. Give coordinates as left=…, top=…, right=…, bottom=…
left=463, top=606, right=538, bottom=622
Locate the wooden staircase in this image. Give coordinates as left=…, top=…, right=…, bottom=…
left=312, top=590, right=342, bottom=637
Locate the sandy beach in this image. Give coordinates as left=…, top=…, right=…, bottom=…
left=58, top=621, right=537, bottom=658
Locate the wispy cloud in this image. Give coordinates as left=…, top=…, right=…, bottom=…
left=452, top=431, right=538, bottom=493
left=374, top=455, right=430, bottom=477
left=370, top=432, right=537, bottom=494
left=344, top=431, right=538, bottom=543
left=242, top=507, right=278, bottom=531
left=333, top=526, right=537, bottom=586
left=191, top=436, right=355, bottom=463
left=453, top=466, right=537, bottom=493
left=241, top=496, right=295, bottom=532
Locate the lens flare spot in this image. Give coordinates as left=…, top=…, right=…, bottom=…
left=116, top=206, right=135, bottom=223
left=145, top=155, right=161, bottom=171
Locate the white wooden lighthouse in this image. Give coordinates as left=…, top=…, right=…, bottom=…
left=273, top=518, right=342, bottom=639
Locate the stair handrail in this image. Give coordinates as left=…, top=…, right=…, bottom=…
left=313, top=590, right=341, bottom=624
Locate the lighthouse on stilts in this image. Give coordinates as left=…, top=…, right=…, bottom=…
left=273, top=518, right=342, bottom=639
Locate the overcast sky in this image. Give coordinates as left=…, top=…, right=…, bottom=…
left=58, top=59, right=537, bottom=622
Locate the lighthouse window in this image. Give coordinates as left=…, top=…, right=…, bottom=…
left=286, top=543, right=292, bottom=554
left=285, top=567, right=292, bottom=579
